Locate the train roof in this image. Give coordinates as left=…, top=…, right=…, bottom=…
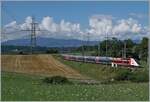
left=62, top=54, right=113, bottom=58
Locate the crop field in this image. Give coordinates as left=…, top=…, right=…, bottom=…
left=1, top=54, right=86, bottom=79
left=1, top=72, right=149, bottom=101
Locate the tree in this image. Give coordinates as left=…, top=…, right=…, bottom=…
left=46, top=49, right=59, bottom=54
left=123, top=39, right=134, bottom=57
left=139, top=37, right=148, bottom=61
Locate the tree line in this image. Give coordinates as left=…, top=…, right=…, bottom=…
left=2, top=37, right=148, bottom=62
left=75, top=37, right=148, bottom=61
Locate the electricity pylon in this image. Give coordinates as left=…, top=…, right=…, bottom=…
left=22, top=16, right=40, bottom=54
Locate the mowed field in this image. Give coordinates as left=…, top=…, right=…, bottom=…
left=1, top=54, right=86, bottom=79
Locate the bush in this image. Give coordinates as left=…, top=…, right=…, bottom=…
left=46, top=49, right=59, bottom=54
left=131, top=70, right=149, bottom=82
left=114, top=69, right=132, bottom=81
left=43, top=76, right=72, bottom=84
left=114, top=69, right=149, bottom=82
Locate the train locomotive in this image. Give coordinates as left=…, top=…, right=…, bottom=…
left=61, top=54, right=140, bottom=68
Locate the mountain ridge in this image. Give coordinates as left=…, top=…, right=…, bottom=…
left=2, top=37, right=98, bottom=47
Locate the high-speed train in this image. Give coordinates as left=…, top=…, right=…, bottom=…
left=61, top=54, right=140, bottom=67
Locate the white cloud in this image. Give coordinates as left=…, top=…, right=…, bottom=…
left=87, top=15, right=147, bottom=40
left=129, top=13, right=147, bottom=19
left=39, top=16, right=81, bottom=34
left=2, top=15, right=149, bottom=42
left=1, top=16, right=34, bottom=42
left=20, top=16, right=33, bottom=30
left=60, top=20, right=80, bottom=33
left=60, top=20, right=72, bottom=32
left=2, top=16, right=82, bottom=41
left=39, top=16, right=58, bottom=33
left=89, top=15, right=112, bottom=35
left=112, top=18, right=142, bottom=34
left=86, top=15, right=113, bottom=40
left=3, top=21, right=20, bottom=32
left=4, top=21, right=17, bottom=28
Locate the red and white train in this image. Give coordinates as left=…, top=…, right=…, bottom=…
left=61, top=54, right=140, bottom=68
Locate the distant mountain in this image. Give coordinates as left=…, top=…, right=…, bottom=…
left=2, top=37, right=98, bottom=47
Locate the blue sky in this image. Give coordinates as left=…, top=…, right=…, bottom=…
left=2, top=1, right=148, bottom=26
left=1, top=1, right=149, bottom=41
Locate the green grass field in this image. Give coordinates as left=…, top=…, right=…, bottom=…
left=1, top=72, right=149, bottom=101
left=54, top=55, right=148, bottom=82
left=55, top=56, right=117, bottom=81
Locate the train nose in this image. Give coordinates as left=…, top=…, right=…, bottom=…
left=130, top=58, right=139, bottom=67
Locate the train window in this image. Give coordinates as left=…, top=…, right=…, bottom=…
left=86, top=58, right=95, bottom=62
left=113, top=60, right=121, bottom=63
left=122, top=60, right=129, bottom=64
left=70, top=57, right=76, bottom=60
left=78, top=57, right=84, bottom=60
left=124, top=61, right=129, bottom=64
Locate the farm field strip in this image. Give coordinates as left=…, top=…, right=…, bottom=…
left=1, top=54, right=87, bottom=79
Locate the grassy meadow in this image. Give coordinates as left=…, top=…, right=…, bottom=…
left=1, top=72, right=149, bottom=101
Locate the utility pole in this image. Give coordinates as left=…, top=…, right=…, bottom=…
left=105, top=34, right=113, bottom=67
left=81, top=32, right=85, bottom=62
left=105, top=33, right=108, bottom=57
left=105, top=32, right=108, bottom=67
left=124, top=41, right=126, bottom=58
left=105, top=36, right=113, bottom=57
left=98, top=42, right=100, bottom=56
left=87, top=32, right=90, bottom=56
left=82, top=40, right=85, bottom=56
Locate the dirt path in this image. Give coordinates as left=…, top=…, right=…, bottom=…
left=1, top=54, right=88, bottom=79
